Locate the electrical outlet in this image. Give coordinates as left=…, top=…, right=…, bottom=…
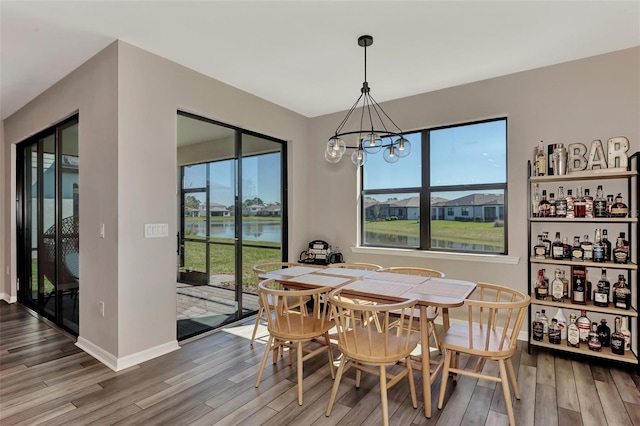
left=99, top=301, right=105, bottom=317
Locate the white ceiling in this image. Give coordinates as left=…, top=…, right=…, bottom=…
left=2, top=1, right=639, bottom=121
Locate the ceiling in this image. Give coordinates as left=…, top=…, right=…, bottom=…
left=2, top=1, right=639, bottom=121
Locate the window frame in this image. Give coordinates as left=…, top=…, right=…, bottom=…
left=360, top=117, right=508, bottom=255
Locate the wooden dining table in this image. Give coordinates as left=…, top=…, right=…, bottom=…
left=259, top=265, right=477, bottom=418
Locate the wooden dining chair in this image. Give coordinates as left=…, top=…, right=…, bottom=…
left=378, top=266, right=445, bottom=353
left=332, top=262, right=382, bottom=270
left=254, top=279, right=335, bottom=406
left=437, top=282, right=530, bottom=426
left=326, top=288, right=419, bottom=426
left=250, top=262, right=309, bottom=345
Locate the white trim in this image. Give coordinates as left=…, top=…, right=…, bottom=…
left=350, top=246, right=519, bottom=265
left=76, top=337, right=180, bottom=372
left=1, top=293, right=17, bottom=303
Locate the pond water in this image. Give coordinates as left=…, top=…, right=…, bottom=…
left=364, top=232, right=503, bottom=252
left=185, top=221, right=281, bottom=243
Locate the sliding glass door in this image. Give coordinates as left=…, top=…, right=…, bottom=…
left=176, top=112, right=286, bottom=340
left=17, top=115, right=80, bottom=334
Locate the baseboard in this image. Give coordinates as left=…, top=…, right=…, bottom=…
left=1, top=293, right=17, bottom=303
left=76, top=337, right=180, bottom=372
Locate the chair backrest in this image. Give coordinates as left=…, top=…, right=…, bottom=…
left=462, top=282, right=530, bottom=356
left=332, top=262, right=382, bottom=271
left=378, top=266, right=445, bottom=278
left=252, top=262, right=304, bottom=284
left=328, top=288, right=419, bottom=364
left=258, top=279, right=333, bottom=341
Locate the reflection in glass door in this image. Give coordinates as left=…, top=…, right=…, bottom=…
left=17, top=115, right=80, bottom=334
left=176, top=112, right=286, bottom=340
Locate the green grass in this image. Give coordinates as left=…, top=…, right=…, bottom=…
left=365, top=219, right=504, bottom=246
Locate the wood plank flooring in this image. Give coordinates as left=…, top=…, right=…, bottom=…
left=1, top=301, right=639, bottom=426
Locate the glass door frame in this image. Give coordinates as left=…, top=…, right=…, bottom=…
left=16, top=114, right=80, bottom=335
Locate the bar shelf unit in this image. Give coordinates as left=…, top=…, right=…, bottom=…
left=527, top=152, right=639, bottom=373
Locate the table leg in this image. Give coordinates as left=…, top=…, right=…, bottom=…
left=442, top=307, right=451, bottom=331
left=420, top=305, right=431, bottom=418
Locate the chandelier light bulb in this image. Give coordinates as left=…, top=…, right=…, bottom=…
left=327, top=137, right=346, bottom=156
left=325, top=148, right=342, bottom=163
left=351, top=149, right=366, bottom=166
left=383, top=145, right=399, bottom=163
left=395, top=137, right=411, bottom=158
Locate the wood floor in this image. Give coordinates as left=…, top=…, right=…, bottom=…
left=1, top=301, right=639, bottom=426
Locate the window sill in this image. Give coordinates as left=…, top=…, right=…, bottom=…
left=349, top=246, right=520, bottom=265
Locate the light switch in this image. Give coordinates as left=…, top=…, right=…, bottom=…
left=145, top=223, right=169, bottom=238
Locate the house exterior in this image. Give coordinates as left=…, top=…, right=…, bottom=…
left=198, top=202, right=230, bottom=217
left=256, top=204, right=281, bottom=217
left=432, top=194, right=505, bottom=222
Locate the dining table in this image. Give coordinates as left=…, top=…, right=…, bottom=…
left=259, top=265, right=477, bottom=418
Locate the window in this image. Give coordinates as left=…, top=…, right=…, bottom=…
left=362, top=118, right=507, bottom=254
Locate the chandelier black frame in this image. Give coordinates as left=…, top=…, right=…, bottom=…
left=325, top=35, right=410, bottom=166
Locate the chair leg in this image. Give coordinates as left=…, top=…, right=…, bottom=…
left=406, top=357, right=418, bottom=409
left=297, top=341, right=304, bottom=405
left=506, top=358, right=520, bottom=400
left=498, top=359, right=516, bottom=426
left=250, top=306, right=265, bottom=346
left=438, top=349, right=453, bottom=410
left=255, top=335, right=274, bottom=388
left=428, top=319, right=441, bottom=354
left=326, top=357, right=347, bottom=417
left=379, top=365, right=389, bottom=426
left=324, top=332, right=335, bottom=379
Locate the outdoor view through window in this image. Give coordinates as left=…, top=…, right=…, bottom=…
left=362, top=118, right=507, bottom=254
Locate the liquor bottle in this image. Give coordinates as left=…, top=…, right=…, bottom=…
left=548, top=319, right=561, bottom=344
left=611, top=317, right=625, bottom=355
left=620, top=317, right=631, bottom=351
left=602, top=229, right=612, bottom=262
left=562, top=237, right=572, bottom=259
left=586, top=278, right=592, bottom=303
left=533, top=235, right=546, bottom=259
left=532, top=311, right=544, bottom=341
left=556, top=186, right=567, bottom=217
left=535, top=269, right=548, bottom=300
left=597, top=319, right=611, bottom=347
left=572, top=274, right=586, bottom=305
left=561, top=269, right=569, bottom=300
left=573, top=186, right=586, bottom=218
left=553, top=308, right=567, bottom=340
left=551, top=232, right=564, bottom=260
left=610, top=193, right=628, bottom=217
left=593, top=268, right=610, bottom=307
left=539, top=309, right=549, bottom=335
left=593, top=229, right=604, bottom=263
left=551, top=269, right=564, bottom=302
left=584, top=188, right=594, bottom=218
left=565, top=189, right=575, bottom=219
left=612, top=274, right=631, bottom=310
left=542, top=231, right=552, bottom=256
left=576, top=310, right=591, bottom=343
left=548, top=192, right=556, bottom=217
left=594, top=185, right=607, bottom=217
left=606, top=194, right=614, bottom=217
left=588, top=322, right=602, bottom=351
left=532, top=183, right=540, bottom=217
left=571, top=236, right=584, bottom=262
left=580, top=234, right=593, bottom=262
left=567, top=313, right=580, bottom=348
left=537, top=140, right=547, bottom=177
left=538, top=190, right=551, bottom=217
left=613, top=232, right=630, bottom=264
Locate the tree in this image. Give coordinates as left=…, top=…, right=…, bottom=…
left=184, top=195, right=200, bottom=210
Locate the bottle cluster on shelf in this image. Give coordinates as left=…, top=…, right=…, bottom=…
left=532, top=308, right=631, bottom=356
left=533, top=228, right=630, bottom=264
left=533, top=266, right=631, bottom=310
left=532, top=183, right=628, bottom=219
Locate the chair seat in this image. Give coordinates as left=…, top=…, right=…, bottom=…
left=339, top=327, right=418, bottom=364
left=441, top=323, right=516, bottom=358
left=269, top=315, right=334, bottom=341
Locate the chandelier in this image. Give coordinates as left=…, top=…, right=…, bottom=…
left=325, top=35, right=410, bottom=166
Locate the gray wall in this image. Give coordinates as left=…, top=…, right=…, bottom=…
left=307, top=47, right=640, bottom=294
left=2, top=41, right=638, bottom=366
